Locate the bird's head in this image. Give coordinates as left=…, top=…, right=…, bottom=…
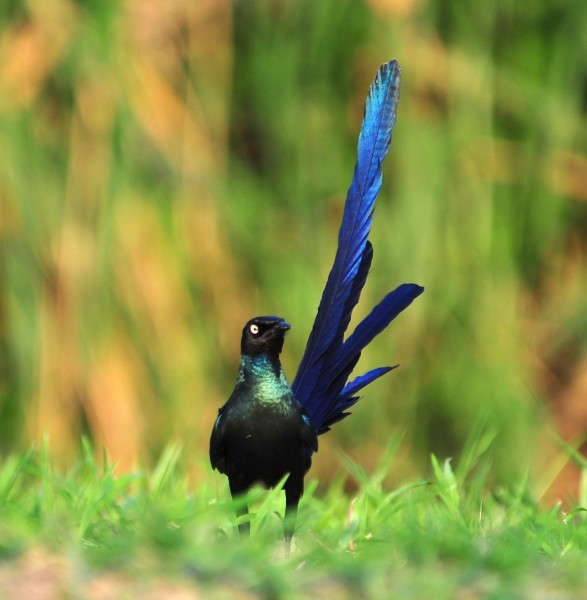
left=241, top=316, right=291, bottom=357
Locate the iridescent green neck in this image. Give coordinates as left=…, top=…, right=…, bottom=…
left=237, top=354, right=291, bottom=403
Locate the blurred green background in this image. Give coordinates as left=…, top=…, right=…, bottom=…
left=0, top=0, right=586, bottom=498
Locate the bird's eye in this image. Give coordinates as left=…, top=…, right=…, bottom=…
left=250, top=324, right=259, bottom=335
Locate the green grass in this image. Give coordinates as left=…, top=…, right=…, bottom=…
left=0, top=439, right=586, bottom=598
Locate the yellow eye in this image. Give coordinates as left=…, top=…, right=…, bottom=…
left=250, top=324, right=259, bottom=335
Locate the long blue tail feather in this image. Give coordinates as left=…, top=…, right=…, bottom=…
left=292, top=59, right=423, bottom=437
left=333, top=283, right=424, bottom=377
left=316, top=368, right=396, bottom=434
left=311, top=283, right=423, bottom=432
left=335, top=241, right=373, bottom=348
left=341, top=366, right=397, bottom=399
left=293, top=61, right=401, bottom=395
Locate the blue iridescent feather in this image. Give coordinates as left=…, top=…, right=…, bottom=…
left=291, top=60, right=424, bottom=436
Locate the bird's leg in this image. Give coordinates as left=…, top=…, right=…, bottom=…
left=284, top=484, right=301, bottom=555
left=283, top=510, right=295, bottom=555
left=229, top=479, right=250, bottom=537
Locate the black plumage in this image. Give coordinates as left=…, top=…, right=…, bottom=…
left=210, top=317, right=317, bottom=544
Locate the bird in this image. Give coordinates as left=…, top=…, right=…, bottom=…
left=210, top=59, right=424, bottom=551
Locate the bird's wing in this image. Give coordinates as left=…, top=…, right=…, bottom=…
left=292, top=60, right=423, bottom=434
left=209, top=409, right=227, bottom=473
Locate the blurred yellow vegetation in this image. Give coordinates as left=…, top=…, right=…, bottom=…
left=0, top=0, right=586, bottom=499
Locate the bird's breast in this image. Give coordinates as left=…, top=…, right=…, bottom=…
left=224, top=400, right=307, bottom=487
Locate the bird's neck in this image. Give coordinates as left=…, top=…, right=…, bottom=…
left=237, top=353, right=291, bottom=403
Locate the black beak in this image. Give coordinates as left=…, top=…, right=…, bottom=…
left=276, top=320, right=291, bottom=332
